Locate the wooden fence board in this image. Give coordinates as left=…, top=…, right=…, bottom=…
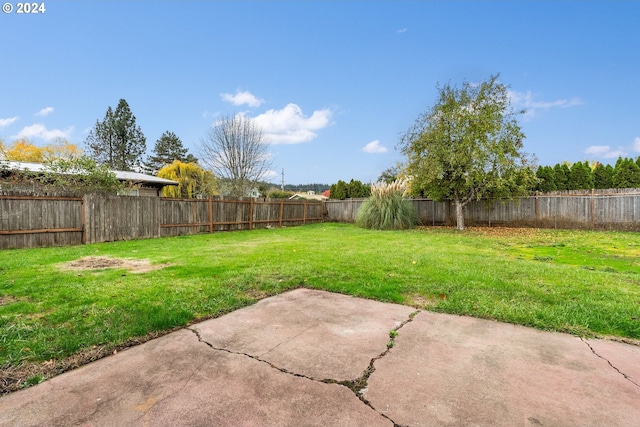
left=325, top=191, right=640, bottom=231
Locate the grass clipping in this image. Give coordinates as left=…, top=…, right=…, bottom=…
left=356, top=178, right=420, bottom=230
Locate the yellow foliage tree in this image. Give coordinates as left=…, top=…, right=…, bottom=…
left=4, top=138, right=45, bottom=162
left=158, top=160, right=217, bottom=198
left=2, top=138, right=82, bottom=162
left=43, top=139, right=82, bottom=161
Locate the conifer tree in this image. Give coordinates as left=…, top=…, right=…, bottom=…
left=535, top=165, right=556, bottom=192
left=568, top=161, right=593, bottom=190
left=613, top=157, right=640, bottom=188
left=593, top=163, right=614, bottom=189
left=85, top=99, right=146, bottom=171
left=146, top=131, right=197, bottom=173
left=553, top=163, right=570, bottom=190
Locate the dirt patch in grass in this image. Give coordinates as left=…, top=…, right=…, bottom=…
left=0, top=296, right=19, bottom=307
left=61, top=256, right=170, bottom=274
left=406, top=293, right=439, bottom=309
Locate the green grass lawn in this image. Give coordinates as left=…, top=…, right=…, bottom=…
left=1, top=222, right=640, bottom=391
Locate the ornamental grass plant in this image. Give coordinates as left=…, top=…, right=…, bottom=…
left=355, top=179, right=420, bottom=230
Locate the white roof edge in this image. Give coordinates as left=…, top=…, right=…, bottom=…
left=1, top=161, right=178, bottom=186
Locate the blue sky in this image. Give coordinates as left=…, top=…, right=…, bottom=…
left=1, top=1, right=638, bottom=186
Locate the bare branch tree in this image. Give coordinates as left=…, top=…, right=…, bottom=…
left=200, top=114, right=272, bottom=198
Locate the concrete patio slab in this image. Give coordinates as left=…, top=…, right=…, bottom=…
left=365, top=311, right=640, bottom=427
left=1, top=289, right=639, bottom=427
left=192, top=288, right=415, bottom=380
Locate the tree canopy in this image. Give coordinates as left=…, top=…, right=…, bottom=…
left=85, top=99, right=146, bottom=171
left=328, top=179, right=371, bottom=200
left=399, top=74, right=536, bottom=230
left=158, top=160, right=217, bottom=199
left=146, top=131, right=197, bottom=173
left=199, top=114, right=272, bottom=198
left=1, top=138, right=81, bottom=162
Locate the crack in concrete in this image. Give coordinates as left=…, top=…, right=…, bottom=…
left=186, top=309, right=419, bottom=427
left=581, top=338, right=640, bottom=388
left=258, top=324, right=318, bottom=358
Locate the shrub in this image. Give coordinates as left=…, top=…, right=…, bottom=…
left=356, top=179, right=420, bottom=230
left=267, top=190, right=294, bottom=199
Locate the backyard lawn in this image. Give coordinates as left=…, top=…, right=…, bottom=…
left=1, top=222, right=639, bottom=393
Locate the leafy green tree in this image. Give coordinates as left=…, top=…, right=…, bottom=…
left=158, top=160, right=217, bottom=198
left=593, top=163, right=614, bottom=189
left=553, top=163, right=570, bottom=190
left=613, top=157, right=640, bottom=188
left=377, top=165, right=401, bottom=184
left=329, top=180, right=348, bottom=200
left=568, top=161, right=594, bottom=190
left=146, top=131, right=197, bottom=173
left=399, top=74, right=536, bottom=230
left=85, top=99, right=146, bottom=171
left=43, top=156, right=123, bottom=194
left=535, top=165, right=556, bottom=192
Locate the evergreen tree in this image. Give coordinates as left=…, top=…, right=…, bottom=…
left=553, top=163, right=570, bottom=190
left=329, top=180, right=348, bottom=200
left=535, top=166, right=556, bottom=192
left=568, top=161, right=594, bottom=190
left=613, top=157, right=640, bottom=188
left=85, top=99, right=146, bottom=171
left=146, top=131, right=197, bottom=173
left=347, top=179, right=371, bottom=198
left=593, top=163, right=614, bottom=189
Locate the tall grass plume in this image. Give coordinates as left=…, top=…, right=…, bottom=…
left=356, top=179, right=420, bottom=230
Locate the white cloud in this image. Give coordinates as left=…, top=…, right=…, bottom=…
left=36, top=107, right=54, bottom=117
left=249, top=103, right=332, bottom=144
left=396, top=28, right=408, bottom=34
left=0, top=116, right=19, bottom=128
left=508, top=90, right=583, bottom=120
left=263, top=169, right=279, bottom=180
left=584, top=145, right=626, bottom=159
left=14, top=123, right=73, bottom=141
left=221, top=90, right=264, bottom=108
left=632, top=137, right=640, bottom=153
left=362, top=140, right=388, bottom=154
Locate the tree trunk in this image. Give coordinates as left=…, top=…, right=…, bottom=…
left=455, top=199, right=465, bottom=230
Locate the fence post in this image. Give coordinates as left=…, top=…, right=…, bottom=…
left=303, top=201, right=307, bottom=225
left=81, top=194, right=87, bottom=244
left=279, top=199, right=284, bottom=227
left=209, top=197, right=214, bottom=233
left=591, top=189, right=595, bottom=229
left=192, top=200, right=197, bottom=234
left=249, top=198, right=254, bottom=230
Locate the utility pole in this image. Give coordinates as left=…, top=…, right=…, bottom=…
left=281, top=168, right=285, bottom=191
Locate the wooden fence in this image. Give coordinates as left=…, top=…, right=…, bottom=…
left=4, top=189, right=640, bottom=249
left=325, top=189, right=640, bottom=231
left=1, top=195, right=324, bottom=249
